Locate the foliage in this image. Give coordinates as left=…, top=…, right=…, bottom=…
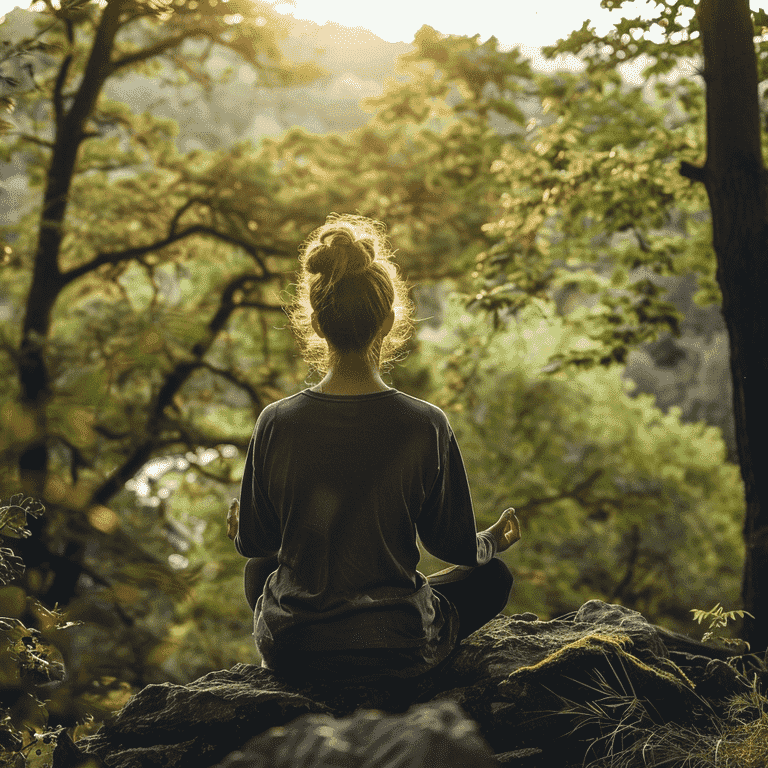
left=691, top=603, right=755, bottom=650
left=0, top=495, right=86, bottom=767
left=0, top=0, right=332, bottom=727
left=416, top=296, right=744, bottom=629
left=470, top=39, right=707, bottom=363
left=559, top=662, right=768, bottom=768
left=459, top=1, right=766, bottom=370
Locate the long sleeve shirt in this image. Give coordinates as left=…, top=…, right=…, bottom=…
left=236, top=388, right=496, bottom=677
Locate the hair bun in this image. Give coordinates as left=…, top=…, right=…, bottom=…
left=306, top=228, right=374, bottom=280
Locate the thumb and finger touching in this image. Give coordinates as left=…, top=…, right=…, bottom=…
left=490, top=508, right=520, bottom=551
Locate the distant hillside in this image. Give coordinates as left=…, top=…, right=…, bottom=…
left=104, top=16, right=414, bottom=150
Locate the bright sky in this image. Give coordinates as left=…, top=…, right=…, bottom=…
left=271, top=0, right=661, bottom=48
left=0, top=0, right=661, bottom=48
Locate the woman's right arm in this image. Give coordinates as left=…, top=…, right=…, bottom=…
left=235, top=414, right=281, bottom=558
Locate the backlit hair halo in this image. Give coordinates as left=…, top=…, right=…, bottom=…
left=287, top=214, right=414, bottom=376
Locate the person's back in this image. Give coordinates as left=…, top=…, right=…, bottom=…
left=231, top=214, right=520, bottom=680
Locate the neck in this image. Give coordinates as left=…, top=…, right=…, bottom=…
left=315, top=351, right=389, bottom=394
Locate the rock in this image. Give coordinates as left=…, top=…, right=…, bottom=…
left=215, top=700, right=498, bottom=768
left=58, top=600, right=762, bottom=768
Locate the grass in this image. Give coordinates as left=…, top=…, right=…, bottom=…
left=548, top=651, right=768, bottom=768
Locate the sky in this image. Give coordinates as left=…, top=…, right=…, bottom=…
left=271, top=0, right=660, bottom=48
left=0, top=0, right=661, bottom=49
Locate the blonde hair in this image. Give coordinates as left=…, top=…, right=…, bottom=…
left=287, top=214, right=414, bottom=375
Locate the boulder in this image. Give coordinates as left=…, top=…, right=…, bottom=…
left=56, top=600, right=764, bottom=768
left=216, top=700, right=499, bottom=768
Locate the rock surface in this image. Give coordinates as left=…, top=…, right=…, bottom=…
left=55, top=600, right=766, bottom=768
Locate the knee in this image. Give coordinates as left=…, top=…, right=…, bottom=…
left=489, top=557, right=514, bottom=597
left=244, top=555, right=279, bottom=612
left=245, top=555, right=279, bottom=586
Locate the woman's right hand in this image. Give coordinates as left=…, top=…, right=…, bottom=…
left=487, top=508, right=521, bottom=553
left=227, top=498, right=239, bottom=541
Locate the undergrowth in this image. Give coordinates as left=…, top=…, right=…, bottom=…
left=555, top=647, right=768, bottom=768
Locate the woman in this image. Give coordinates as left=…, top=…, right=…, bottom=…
left=232, top=213, right=520, bottom=681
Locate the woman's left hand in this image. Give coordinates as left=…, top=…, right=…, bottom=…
left=227, top=498, right=239, bottom=540
left=486, top=508, right=520, bottom=553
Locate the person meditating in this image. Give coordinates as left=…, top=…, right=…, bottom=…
left=228, top=213, right=521, bottom=680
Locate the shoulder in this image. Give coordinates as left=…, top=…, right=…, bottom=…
left=390, top=391, right=453, bottom=432
left=252, top=392, right=306, bottom=433
left=391, top=390, right=444, bottom=416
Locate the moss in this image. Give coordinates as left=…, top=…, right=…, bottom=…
left=508, top=631, right=696, bottom=691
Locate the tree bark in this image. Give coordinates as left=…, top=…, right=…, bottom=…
left=696, top=0, right=768, bottom=651
left=19, top=0, right=125, bottom=494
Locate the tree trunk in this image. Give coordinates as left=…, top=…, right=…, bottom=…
left=19, top=0, right=124, bottom=494
left=696, top=0, right=768, bottom=652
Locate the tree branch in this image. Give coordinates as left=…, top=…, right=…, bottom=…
left=199, top=360, right=263, bottom=410
left=238, top=301, right=285, bottom=311
left=52, top=19, right=74, bottom=130
left=89, top=272, right=270, bottom=506
left=514, top=469, right=605, bottom=515
left=17, top=133, right=55, bottom=149
left=165, top=51, right=212, bottom=90
left=61, top=225, right=283, bottom=284
left=679, top=160, right=707, bottom=184
left=169, top=197, right=209, bottom=236
left=63, top=0, right=122, bottom=140
left=108, top=29, right=213, bottom=74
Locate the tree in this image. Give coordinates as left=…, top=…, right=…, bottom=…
left=692, top=0, right=768, bottom=656
left=417, top=296, right=744, bottom=630
left=485, top=0, right=768, bottom=651
left=350, top=5, right=764, bottom=647
left=8, top=0, right=320, bottom=495
left=0, top=0, right=326, bottom=709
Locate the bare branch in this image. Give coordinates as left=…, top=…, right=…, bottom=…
left=680, top=160, right=707, bottom=184
left=93, top=423, right=130, bottom=441
left=238, top=301, right=285, bottom=311
left=17, top=133, right=55, bottom=149
left=199, top=360, right=263, bottom=410
left=61, top=224, right=284, bottom=284
left=633, top=227, right=651, bottom=253
left=183, top=461, right=236, bottom=485
left=169, top=197, right=209, bottom=236
left=514, top=469, right=605, bottom=515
